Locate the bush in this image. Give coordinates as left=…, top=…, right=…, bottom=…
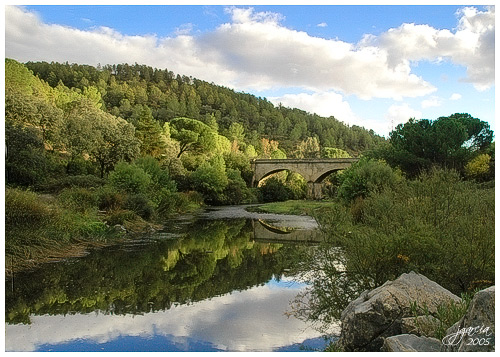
left=108, top=162, right=152, bottom=194
left=125, top=193, right=155, bottom=220
left=319, top=168, right=494, bottom=294
left=259, top=177, right=293, bottom=202
left=336, top=158, right=403, bottom=202
left=6, top=188, right=54, bottom=228
left=105, top=210, right=138, bottom=226
left=134, top=156, right=177, bottom=192
left=79, top=221, right=109, bottom=238
left=58, top=187, right=98, bottom=213
left=42, top=175, right=105, bottom=193
left=96, top=185, right=126, bottom=211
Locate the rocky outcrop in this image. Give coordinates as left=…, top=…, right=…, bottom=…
left=401, top=315, right=441, bottom=337
left=382, top=334, right=441, bottom=352
left=441, top=286, right=495, bottom=352
left=337, top=271, right=460, bottom=351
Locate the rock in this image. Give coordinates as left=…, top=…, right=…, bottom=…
left=338, top=271, right=460, bottom=351
left=401, top=315, right=441, bottom=337
left=441, top=286, right=495, bottom=352
left=382, top=334, right=442, bottom=352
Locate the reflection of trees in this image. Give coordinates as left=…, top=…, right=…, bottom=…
left=5, top=219, right=305, bottom=325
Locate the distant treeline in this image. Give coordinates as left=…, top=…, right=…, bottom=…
left=25, top=61, right=384, bottom=155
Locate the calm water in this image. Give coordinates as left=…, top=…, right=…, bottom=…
left=5, top=206, right=335, bottom=352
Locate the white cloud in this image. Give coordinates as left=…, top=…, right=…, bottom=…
left=5, top=281, right=329, bottom=352
left=362, top=6, right=495, bottom=91
left=5, top=5, right=436, bottom=100
left=450, top=93, right=462, bottom=100
left=317, top=22, right=327, bottom=28
left=4, top=5, right=494, bottom=107
left=385, top=103, right=422, bottom=130
left=421, top=96, right=442, bottom=109
left=268, top=91, right=357, bottom=123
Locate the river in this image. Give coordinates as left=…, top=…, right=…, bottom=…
left=5, top=205, right=337, bottom=352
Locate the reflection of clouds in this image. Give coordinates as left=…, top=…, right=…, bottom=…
left=6, top=279, right=333, bottom=352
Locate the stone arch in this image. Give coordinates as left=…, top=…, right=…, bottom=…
left=251, top=158, right=358, bottom=199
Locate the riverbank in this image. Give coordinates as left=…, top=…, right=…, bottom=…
left=5, top=187, right=200, bottom=276
left=245, top=200, right=336, bottom=216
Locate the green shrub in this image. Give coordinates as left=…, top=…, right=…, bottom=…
left=96, top=185, right=125, bottom=211
left=106, top=210, right=138, bottom=226
left=259, top=177, right=293, bottom=202
left=58, top=187, right=98, bottom=213
left=66, top=157, right=97, bottom=176
left=42, top=175, right=104, bottom=193
left=6, top=188, right=54, bottom=228
left=125, top=193, right=155, bottom=220
left=336, top=158, right=403, bottom=202
left=108, top=162, right=152, bottom=194
left=319, top=168, right=494, bottom=294
left=134, top=156, right=177, bottom=192
left=79, top=221, right=109, bottom=238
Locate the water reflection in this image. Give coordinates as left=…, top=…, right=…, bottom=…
left=5, top=214, right=332, bottom=352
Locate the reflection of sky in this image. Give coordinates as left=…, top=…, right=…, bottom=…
left=5, top=277, right=337, bottom=352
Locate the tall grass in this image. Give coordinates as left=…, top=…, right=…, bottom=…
left=5, top=188, right=115, bottom=274
left=294, top=168, right=494, bottom=332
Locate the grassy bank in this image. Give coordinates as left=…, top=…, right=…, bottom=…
left=5, top=187, right=201, bottom=275
left=246, top=200, right=337, bottom=216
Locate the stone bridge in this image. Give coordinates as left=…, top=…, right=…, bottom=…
left=251, top=158, right=358, bottom=199
left=252, top=219, right=324, bottom=244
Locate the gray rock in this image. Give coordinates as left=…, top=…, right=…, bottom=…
left=441, top=286, right=495, bottom=352
left=382, top=334, right=442, bottom=352
left=401, top=315, right=441, bottom=337
left=338, top=271, right=460, bottom=351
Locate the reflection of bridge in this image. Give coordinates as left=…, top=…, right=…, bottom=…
left=252, top=220, right=324, bottom=244
left=251, top=158, right=358, bottom=199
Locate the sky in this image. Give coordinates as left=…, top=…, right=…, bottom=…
left=3, top=2, right=496, bottom=137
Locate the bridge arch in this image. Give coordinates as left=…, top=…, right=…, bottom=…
left=251, top=158, right=358, bottom=199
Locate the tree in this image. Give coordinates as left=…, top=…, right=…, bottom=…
left=321, top=147, right=351, bottom=158
left=386, top=114, right=493, bottom=176
left=134, top=106, right=166, bottom=158
left=169, top=117, right=219, bottom=158
left=465, top=154, right=492, bottom=181
left=5, top=120, right=48, bottom=186
left=91, top=113, right=141, bottom=178
left=295, top=137, right=320, bottom=158
left=191, top=156, right=228, bottom=204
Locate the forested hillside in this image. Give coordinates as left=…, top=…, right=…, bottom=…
left=25, top=61, right=384, bottom=155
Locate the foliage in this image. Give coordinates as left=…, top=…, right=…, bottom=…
left=336, top=158, right=403, bottom=202
left=465, top=154, right=492, bottom=181
left=5, top=120, right=48, bottom=186
left=125, top=193, right=155, bottom=220
left=25, top=60, right=384, bottom=155
left=58, top=187, right=98, bottom=213
left=383, top=114, right=493, bottom=177
left=299, top=168, right=495, bottom=331
left=259, top=177, right=293, bottom=202
left=191, top=156, right=229, bottom=204
left=108, top=162, right=152, bottom=194
left=321, top=147, right=351, bottom=158
left=295, top=137, right=321, bottom=158
left=410, top=291, right=474, bottom=340
left=169, top=117, right=219, bottom=158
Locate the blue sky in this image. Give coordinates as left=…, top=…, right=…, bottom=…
left=4, top=3, right=496, bottom=137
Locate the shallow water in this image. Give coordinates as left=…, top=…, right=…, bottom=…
left=5, top=206, right=335, bottom=352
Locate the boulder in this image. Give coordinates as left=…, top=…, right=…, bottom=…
left=338, top=271, right=460, bottom=351
left=441, top=286, right=495, bottom=352
left=401, top=315, right=441, bottom=337
left=382, top=334, right=441, bottom=352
